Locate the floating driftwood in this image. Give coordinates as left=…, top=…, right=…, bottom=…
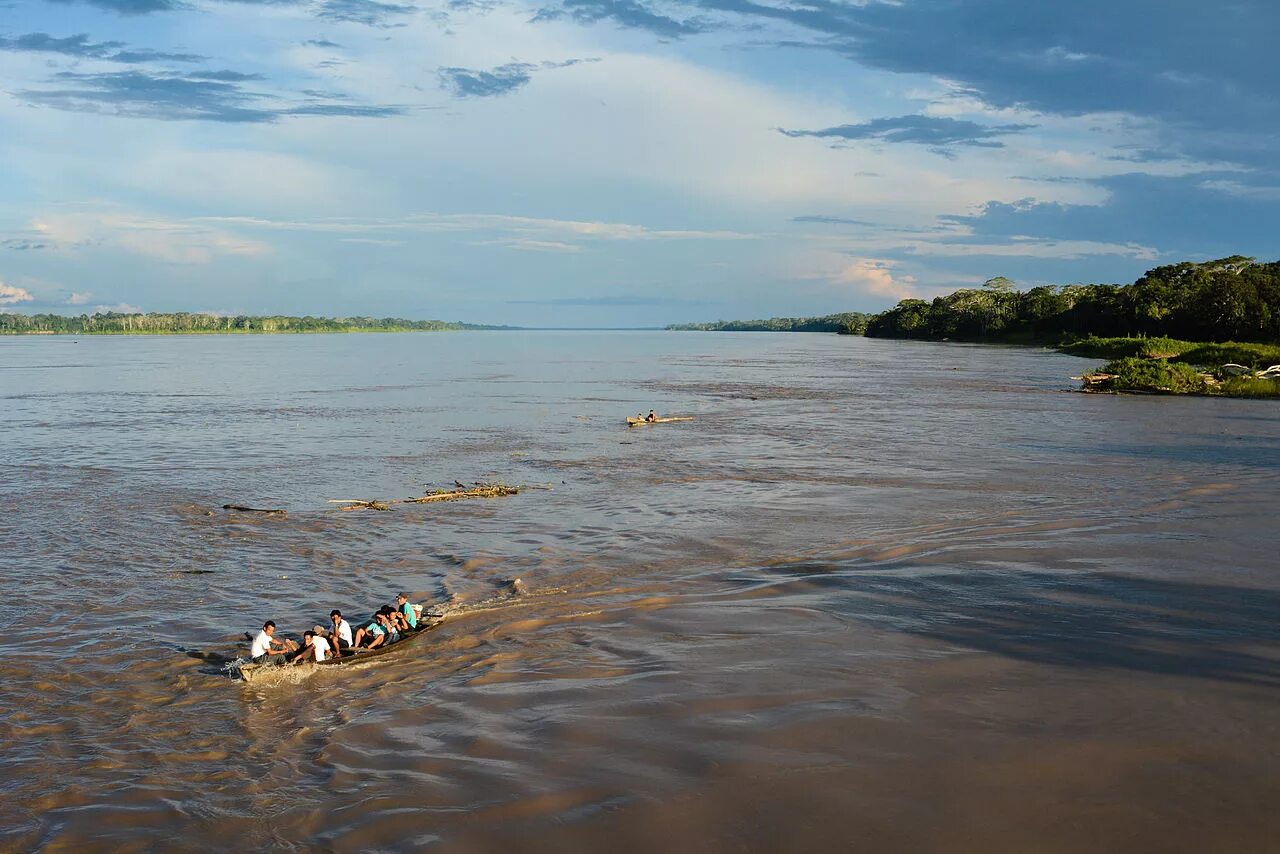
left=222, top=504, right=286, bottom=515
left=327, top=499, right=395, bottom=512
left=328, top=482, right=520, bottom=512
left=403, top=484, right=519, bottom=503
left=1079, top=372, right=1115, bottom=391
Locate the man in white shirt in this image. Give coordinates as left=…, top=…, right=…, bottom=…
left=250, top=620, right=296, bottom=664
left=330, top=610, right=353, bottom=655
left=295, top=630, right=331, bottom=664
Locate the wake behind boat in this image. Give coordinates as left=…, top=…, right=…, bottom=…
left=231, top=604, right=447, bottom=683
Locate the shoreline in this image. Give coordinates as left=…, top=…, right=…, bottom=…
left=0, top=327, right=467, bottom=336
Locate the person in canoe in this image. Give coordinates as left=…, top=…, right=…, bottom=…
left=395, top=592, right=420, bottom=630
left=294, top=630, right=332, bottom=664
left=350, top=613, right=384, bottom=649
left=250, top=620, right=298, bottom=664
left=330, top=609, right=353, bottom=656
left=351, top=609, right=396, bottom=649
left=646, top=409, right=657, bottom=422
left=380, top=606, right=403, bottom=643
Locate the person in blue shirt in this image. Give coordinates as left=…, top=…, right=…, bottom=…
left=377, top=606, right=401, bottom=643
left=351, top=612, right=390, bottom=649
left=396, top=592, right=419, bottom=630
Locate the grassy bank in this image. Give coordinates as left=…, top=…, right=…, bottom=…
left=1060, top=336, right=1280, bottom=367
left=1080, top=342, right=1280, bottom=398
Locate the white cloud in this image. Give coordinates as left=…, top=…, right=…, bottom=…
left=0, top=0, right=1246, bottom=321
left=894, top=237, right=1159, bottom=261
left=482, top=239, right=585, bottom=253
left=0, top=280, right=35, bottom=305
left=29, top=211, right=272, bottom=264
left=1041, top=46, right=1096, bottom=63
left=836, top=259, right=917, bottom=300
left=1199, top=179, right=1280, bottom=201
left=798, top=227, right=1158, bottom=262
left=93, top=303, right=143, bottom=314
left=197, top=213, right=760, bottom=242
left=125, top=149, right=349, bottom=212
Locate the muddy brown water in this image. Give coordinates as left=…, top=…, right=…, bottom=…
left=1, top=331, right=1277, bottom=852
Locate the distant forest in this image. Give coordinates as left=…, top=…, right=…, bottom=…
left=866, top=257, right=1280, bottom=343
left=667, top=258, right=1280, bottom=345
left=0, top=312, right=485, bottom=335
left=668, top=312, right=872, bottom=334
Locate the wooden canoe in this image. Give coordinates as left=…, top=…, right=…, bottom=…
left=234, top=606, right=446, bottom=682
left=626, top=416, right=694, bottom=426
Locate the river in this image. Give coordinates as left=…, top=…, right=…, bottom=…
left=1, top=331, right=1277, bottom=852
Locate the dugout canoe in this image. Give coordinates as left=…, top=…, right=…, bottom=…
left=626, top=416, right=695, bottom=426
left=233, top=605, right=447, bottom=683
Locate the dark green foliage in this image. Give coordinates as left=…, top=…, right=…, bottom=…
left=668, top=312, right=872, bottom=334
left=1171, top=342, right=1280, bottom=369
left=867, top=257, right=1280, bottom=344
left=0, top=312, right=476, bottom=335
left=1097, top=358, right=1210, bottom=394
left=1059, top=336, right=1195, bottom=359
left=1058, top=337, right=1280, bottom=369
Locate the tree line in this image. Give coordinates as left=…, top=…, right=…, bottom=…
left=668, top=312, right=872, bottom=334
left=0, top=312, right=474, bottom=334
left=865, top=257, right=1280, bottom=343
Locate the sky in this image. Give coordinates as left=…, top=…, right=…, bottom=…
left=0, top=0, right=1277, bottom=327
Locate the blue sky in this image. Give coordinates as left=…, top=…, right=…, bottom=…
left=1, top=0, right=1276, bottom=326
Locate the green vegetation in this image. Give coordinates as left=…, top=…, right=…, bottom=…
left=1067, top=337, right=1280, bottom=397
left=1058, top=336, right=1196, bottom=359
left=0, top=312, right=494, bottom=335
left=1059, top=336, right=1280, bottom=368
left=667, top=257, right=1280, bottom=400
left=1081, top=344, right=1280, bottom=398
left=866, top=257, right=1280, bottom=344
left=1217, top=376, right=1280, bottom=398
left=853, top=257, right=1280, bottom=399
left=1086, top=357, right=1280, bottom=397
left=1172, top=342, right=1280, bottom=369
left=1091, top=358, right=1211, bottom=394
left=667, top=312, right=871, bottom=334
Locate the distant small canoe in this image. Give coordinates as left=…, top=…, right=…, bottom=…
left=627, top=416, right=694, bottom=426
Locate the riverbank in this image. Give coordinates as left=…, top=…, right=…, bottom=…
left=1058, top=336, right=1280, bottom=366
left=1064, top=337, right=1280, bottom=397
left=2, top=327, right=465, bottom=335
left=0, top=312, right=508, bottom=335
left=667, top=312, right=870, bottom=333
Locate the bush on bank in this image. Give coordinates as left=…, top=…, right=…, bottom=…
left=1095, top=358, right=1211, bottom=394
